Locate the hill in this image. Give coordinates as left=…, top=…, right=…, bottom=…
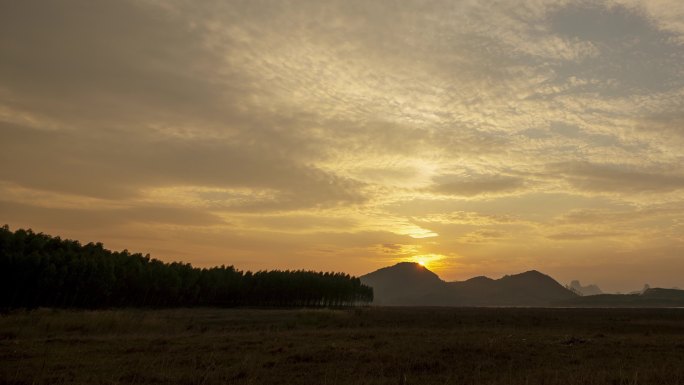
left=434, top=270, right=578, bottom=306
left=559, top=288, right=684, bottom=307
left=361, top=262, right=684, bottom=307
left=361, top=263, right=577, bottom=306
left=568, top=280, right=603, bottom=296
left=359, top=262, right=444, bottom=305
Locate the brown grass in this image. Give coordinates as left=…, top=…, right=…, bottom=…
left=2, top=307, right=684, bottom=384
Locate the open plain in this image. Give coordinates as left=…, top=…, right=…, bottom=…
left=2, top=307, right=684, bottom=384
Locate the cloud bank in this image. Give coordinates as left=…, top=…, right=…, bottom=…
left=1, top=0, right=683, bottom=291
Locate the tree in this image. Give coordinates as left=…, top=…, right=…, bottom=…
left=0, top=226, right=373, bottom=309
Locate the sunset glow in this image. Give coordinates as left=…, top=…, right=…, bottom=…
left=2, top=0, right=684, bottom=292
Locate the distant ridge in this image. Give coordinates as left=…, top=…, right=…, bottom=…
left=559, top=288, right=684, bottom=308
left=567, top=280, right=603, bottom=296
left=361, top=263, right=684, bottom=307
left=360, top=263, right=577, bottom=306
left=429, top=269, right=578, bottom=306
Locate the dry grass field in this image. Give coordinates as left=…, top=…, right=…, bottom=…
left=2, top=307, right=684, bottom=384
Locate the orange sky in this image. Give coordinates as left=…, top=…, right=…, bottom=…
left=2, top=0, right=684, bottom=292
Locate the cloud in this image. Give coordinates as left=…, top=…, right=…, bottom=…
left=636, top=112, right=684, bottom=137
left=419, top=211, right=520, bottom=225
left=546, top=230, right=624, bottom=240
left=0, top=200, right=226, bottom=230
left=459, top=229, right=507, bottom=244
left=236, top=214, right=358, bottom=232
left=1, top=0, right=684, bottom=288
left=0, top=0, right=234, bottom=127
left=429, top=174, right=527, bottom=197
left=0, top=122, right=366, bottom=209
left=551, top=161, right=684, bottom=193
left=545, top=3, right=684, bottom=95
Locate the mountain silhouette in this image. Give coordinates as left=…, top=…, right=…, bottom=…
left=359, top=262, right=444, bottom=305
left=560, top=287, right=684, bottom=307
left=360, top=263, right=577, bottom=306
left=568, top=280, right=603, bottom=296
left=628, top=284, right=651, bottom=295
left=426, top=269, right=578, bottom=306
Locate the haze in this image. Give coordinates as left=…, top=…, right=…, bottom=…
left=1, top=0, right=683, bottom=293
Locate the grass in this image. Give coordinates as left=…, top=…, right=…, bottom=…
left=2, top=307, right=684, bottom=384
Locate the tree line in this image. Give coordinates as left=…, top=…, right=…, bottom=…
left=0, top=226, right=373, bottom=309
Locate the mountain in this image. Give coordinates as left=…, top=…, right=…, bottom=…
left=628, top=284, right=651, bottom=295
left=425, top=270, right=577, bottom=306
left=360, top=263, right=684, bottom=307
left=568, top=280, right=603, bottom=296
left=559, top=288, right=684, bottom=307
left=359, top=262, right=444, bottom=305
left=360, top=263, right=577, bottom=306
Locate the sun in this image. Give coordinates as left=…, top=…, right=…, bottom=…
left=408, top=254, right=449, bottom=270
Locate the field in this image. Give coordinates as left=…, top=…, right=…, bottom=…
left=2, top=308, right=684, bottom=384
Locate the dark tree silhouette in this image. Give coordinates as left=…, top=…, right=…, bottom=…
left=0, top=226, right=373, bottom=309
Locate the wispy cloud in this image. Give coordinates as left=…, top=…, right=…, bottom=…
left=1, top=0, right=683, bottom=291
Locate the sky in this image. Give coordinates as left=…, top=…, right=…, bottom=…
left=1, top=0, right=683, bottom=292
